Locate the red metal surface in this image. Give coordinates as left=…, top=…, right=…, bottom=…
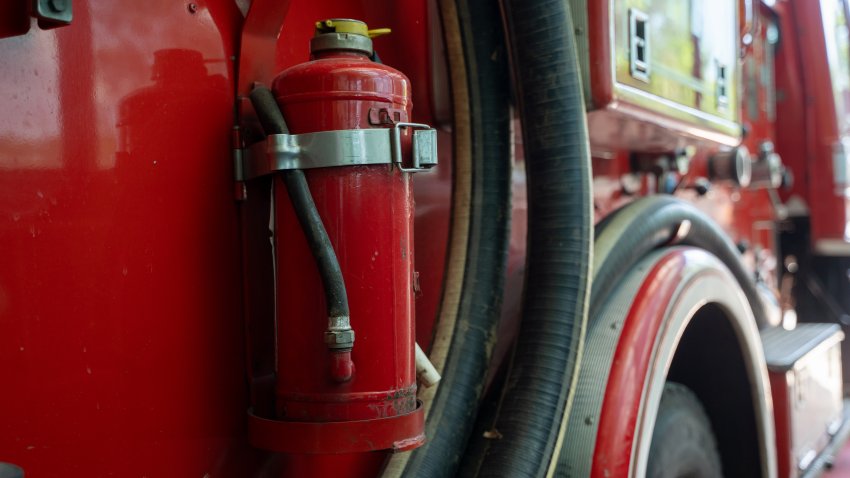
left=591, top=250, right=688, bottom=477
left=248, top=401, right=424, bottom=454
left=774, top=0, right=810, bottom=214
left=587, top=0, right=612, bottom=108
left=776, top=0, right=850, bottom=251
left=769, top=372, right=794, bottom=478
left=0, top=1, right=264, bottom=476
left=266, top=34, right=421, bottom=464
left=237, top=0, right=291, bottom=95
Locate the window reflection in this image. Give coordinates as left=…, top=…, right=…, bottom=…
left=0, top=33, right=61, bottom=170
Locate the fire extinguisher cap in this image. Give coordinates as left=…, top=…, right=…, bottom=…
left=311, top=19, right=391, bottom=56
left=310, top=32, right=373, bottom=56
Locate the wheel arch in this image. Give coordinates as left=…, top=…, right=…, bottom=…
left=629, top=249, right=777, bottom=478
left=558, top=247, right=777, bottom=478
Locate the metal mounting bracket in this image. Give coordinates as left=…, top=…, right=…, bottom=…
left=242, top=125, right=437, bottom=180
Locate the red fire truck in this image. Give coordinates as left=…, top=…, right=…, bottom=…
left=2, top=0, right=850, bottom=477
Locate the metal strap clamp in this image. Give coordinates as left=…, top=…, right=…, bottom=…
left=242, top=123, right=437, bottom=179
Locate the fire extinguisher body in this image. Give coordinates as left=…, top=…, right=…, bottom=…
left=271, top=51, right=418, bottom=423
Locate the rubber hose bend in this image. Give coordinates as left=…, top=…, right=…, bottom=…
left=461, top=0, right=594, bottom=476
left=248, top=86, right=353, bottom=381
left=592, top=195, right=769, bottom=328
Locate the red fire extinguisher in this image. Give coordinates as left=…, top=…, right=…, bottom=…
left=244, top=18, right=437, bottom=462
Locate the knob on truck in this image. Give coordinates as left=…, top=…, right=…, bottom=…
left=1, top=1, right=850, bottom=477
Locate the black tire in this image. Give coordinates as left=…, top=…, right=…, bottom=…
left=647, top=382, right=724, bottom=478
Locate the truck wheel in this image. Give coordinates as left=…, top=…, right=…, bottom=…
left=647, top=382, right=723, bottom=478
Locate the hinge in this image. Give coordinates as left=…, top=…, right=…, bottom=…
left=232, top=126, right=247, bottom=201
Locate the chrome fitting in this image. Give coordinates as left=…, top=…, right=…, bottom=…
left=325, top=316, right=355, bottom=350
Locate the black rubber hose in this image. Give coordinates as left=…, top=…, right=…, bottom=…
left=399, top=0, right=512, bottom=474
left=248, top=86, right=350, bottom=321
left=461, top=0, right=593, bottom=476
left=591, top=195, right=768, bottom=328
left=249, top=85, right=290, bottom=136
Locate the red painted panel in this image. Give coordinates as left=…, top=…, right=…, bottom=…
left=587, top=0, right=612, bottom=108
left=781, top=0, right=850, bottom=249
left=0, top=2, right=262, bottom=476
left=774, top=0, right=810, bottom=211
left=769, top=372, right=793, bottom=478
